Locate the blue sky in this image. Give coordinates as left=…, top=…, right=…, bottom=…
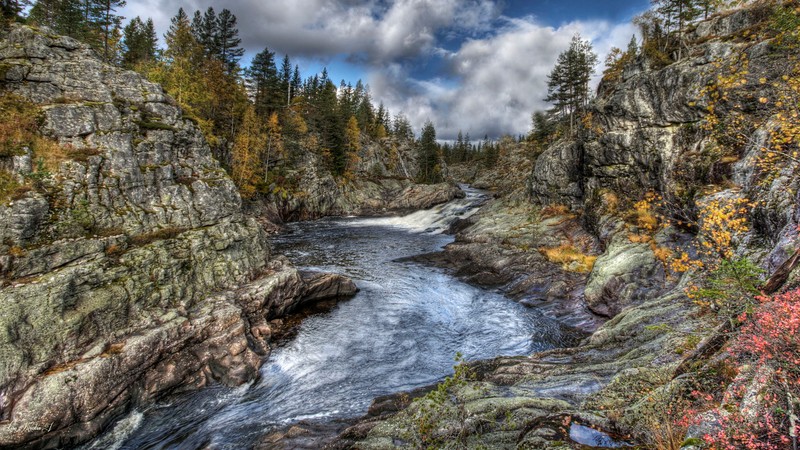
left=121, top=0, right=650, bottom=139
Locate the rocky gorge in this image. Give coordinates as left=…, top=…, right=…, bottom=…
left=0, top=1, right=799, bottom=449
left=0, top=24, right=459, bottom=449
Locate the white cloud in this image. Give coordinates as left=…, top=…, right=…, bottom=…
left=123, top=0, right=498, bottom=62
left=119, top=0, right=642, bottom=140
left=370, top=16, right=640, bottom=139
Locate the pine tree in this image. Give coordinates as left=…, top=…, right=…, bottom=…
left=121, top=16, right=156, bottom=68
left=545, top=34, right=598, bottom=135
left=216, top=8, right=244, bottom=75
left=417, top=121, right=441, bottom=183
left=247, top=47, right=285, bottom=119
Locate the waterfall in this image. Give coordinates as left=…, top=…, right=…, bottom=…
left=344, top=185, right=487, bottom=234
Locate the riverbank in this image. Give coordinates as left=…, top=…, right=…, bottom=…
left=83, top=188, right=579, bottom=449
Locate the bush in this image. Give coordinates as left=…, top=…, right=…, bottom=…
left=540, top=203, right=573, bottom=218
left=407, top=353, right=476, bottom=448
left=0, top=94, right=38, bottom=157
left=687, top=257, right=764, bottom=317
left=0, top=170, right=21, bottom=203
left=678, top=290, right=800, bottom=450
left=539, top=242, right=598, bottom=273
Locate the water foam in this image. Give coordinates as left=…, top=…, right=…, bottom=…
left=80, top=410, right=143, bottom=450
left=345, top=186, right=487, bottom=234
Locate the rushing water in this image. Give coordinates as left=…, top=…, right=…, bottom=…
left=86, top=187, right=575, bottom=450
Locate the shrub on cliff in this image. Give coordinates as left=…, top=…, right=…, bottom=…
left=680, top=289, right=800, bottom=450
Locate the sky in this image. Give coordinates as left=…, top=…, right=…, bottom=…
left=120, top=0, right=650, bottom=140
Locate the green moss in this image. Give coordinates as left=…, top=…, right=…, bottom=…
left=0, top=62, right=12, bottom=81
left=682, top=437, right=704, bottom=447
left=135, top=121, right=176, bottom=132
left=0, top=170, right=26, bottom=204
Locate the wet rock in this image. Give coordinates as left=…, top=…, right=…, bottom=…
left=300, top=271, right=359, bottom=304
left=529, top=140, right=584, bottom=208
left=387, top=183, right=464, bottom=211
left=584, top=236, right=666, bottom=317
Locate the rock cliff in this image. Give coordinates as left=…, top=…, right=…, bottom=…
left=249, top=138, right=461, bottom=223
left=0, top=25, right=355, bottom=449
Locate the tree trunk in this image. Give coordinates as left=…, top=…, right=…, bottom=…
left=763, top=248, right=800, bottom=295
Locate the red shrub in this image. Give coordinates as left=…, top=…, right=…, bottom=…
left=700, top=289, right=800, bottom=449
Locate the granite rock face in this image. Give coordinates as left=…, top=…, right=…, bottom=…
left=531, top=5, right=798, bottom=303
left=0, top=25, right=354, bottom=449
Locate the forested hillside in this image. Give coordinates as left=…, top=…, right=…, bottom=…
left=2, top=2, right=456, bottom=221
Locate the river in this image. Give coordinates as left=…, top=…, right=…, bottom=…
left=84, top=187, right=575, bottom=449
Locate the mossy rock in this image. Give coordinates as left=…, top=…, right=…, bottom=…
left=135, top=120, right=176, bottom=132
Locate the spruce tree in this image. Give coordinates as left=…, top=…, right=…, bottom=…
left=121, top=16, right=156, bottom=68
left=191, top=7, right=219, bottom=58
left=280, top=54, right=292, bottom=106
left=393, top=114, right=413, bottom=142
left=247, top=47, right=282, bottom=118
left=2, top=0, right=30, bottom=20
left=291, top=65, right=302, bottom=99
left=216, top=8, right=244, bottom=75
left=159, top=8, right=206, bottom=107
left=454, top=131, right=462, bottom=161
left=319, top=75, right=345, bottom=174
left=652, top=0, right=700, bottom=59
left=93, top=0, right=126, bottom=63
left=417, top=121, right=441, bottom=183
left=29, top=0, right=86, bottom=39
